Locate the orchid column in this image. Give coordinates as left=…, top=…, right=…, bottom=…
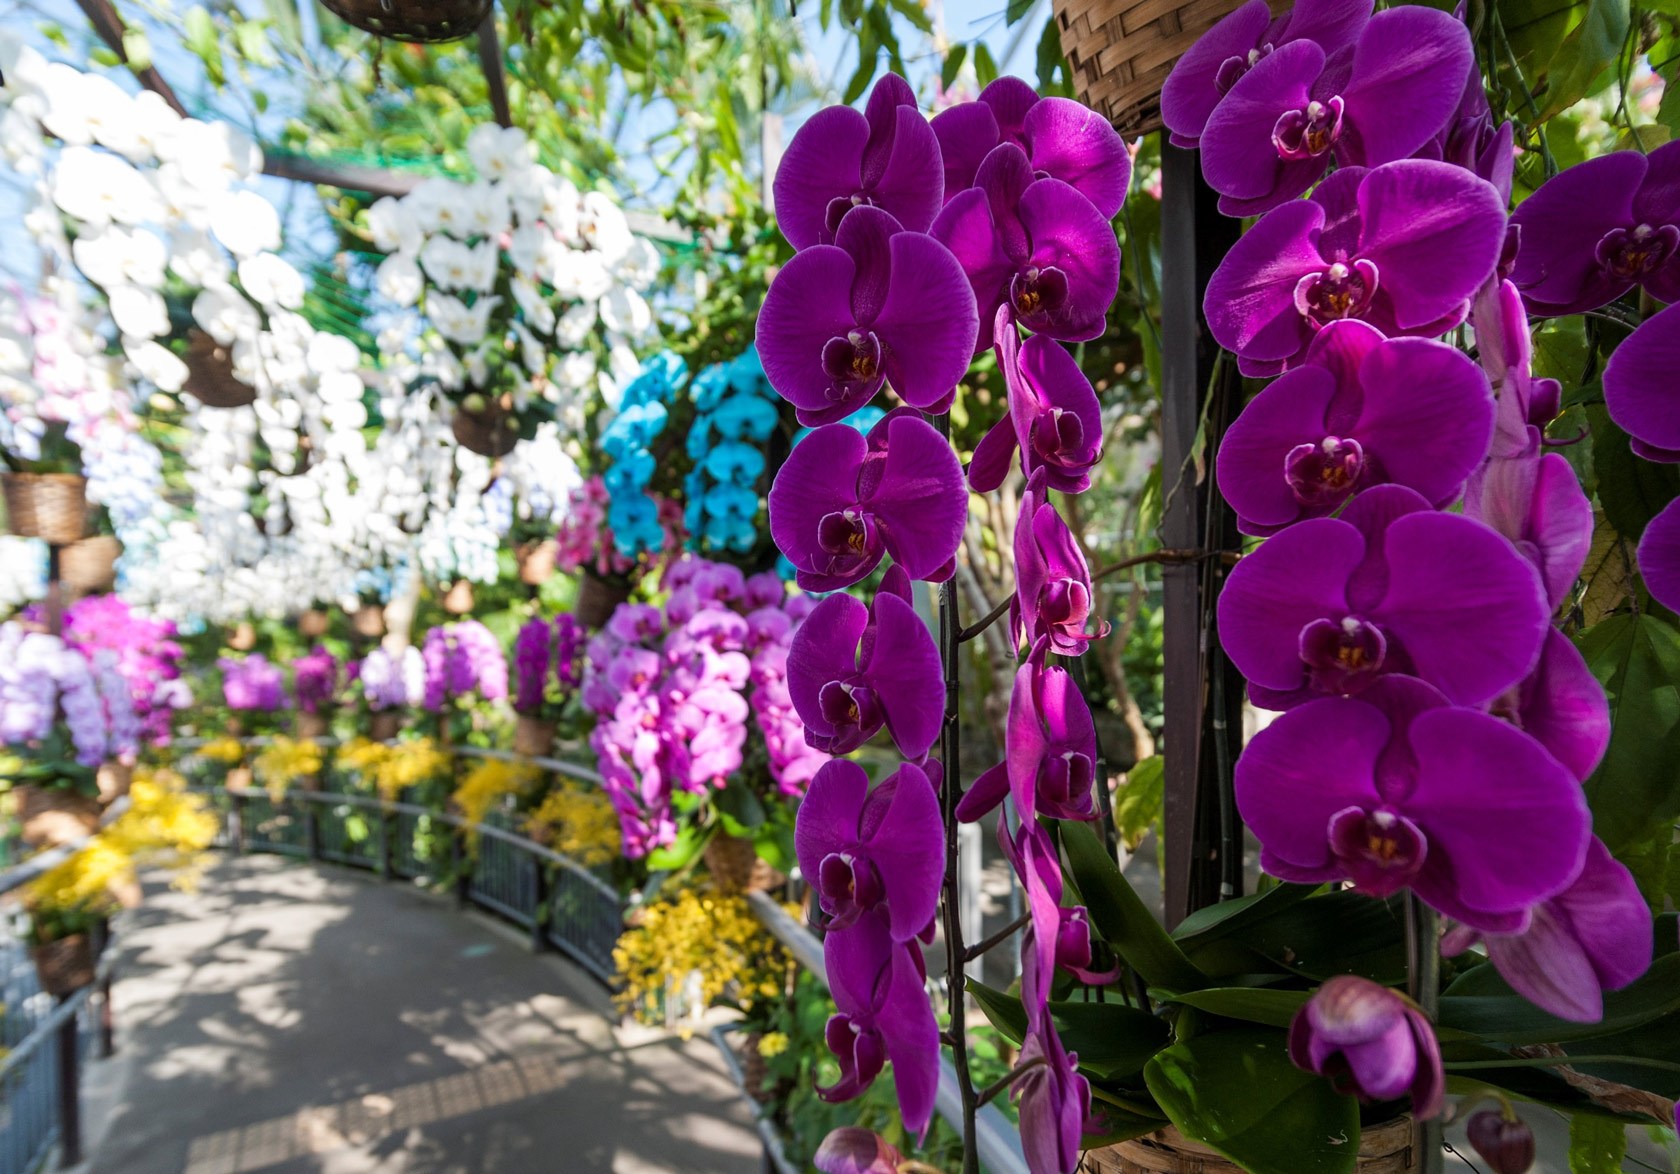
left=761, top=73, right=1129, bottom=1174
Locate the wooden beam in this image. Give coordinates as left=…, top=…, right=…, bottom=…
left=1157, top=138, right=1246, bottom=929
left=261, top=150, right=422, bottom=197
left=477, top=12, right=513, bottom=129
left=72, top=0, right=189, bottom=116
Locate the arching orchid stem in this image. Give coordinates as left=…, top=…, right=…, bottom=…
left=964, top=912, right=1031, bottom=963
left=976, top=1054, right=1049, bottom=1107
left=957, top=548, right=1224, bottom=644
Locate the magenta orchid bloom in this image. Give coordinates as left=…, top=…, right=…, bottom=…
left=958, top=650, right=1099, bottom=824
left=1640, top=498, right=1680, bottom=615
left=1014, top=1023, right=1095, bottom=1174
left=1219, top=484, right=1549, bottom=709
left=814, top=1128, right=907, bottom=1174
left=1417, top=49, right=1515, bottom=205
left=1204, top=160, right=1507, bottom=377
left=1160, top=0, right=1373, bottom=148
left=931, top=76, right=1130, bottom=218
left=786, top=567, right=942, bottom=758
left=820, top=911, right=940, bottom=1141
left=970, top=306, right=1105, bottom=495
left=932, top=143, right=1121, bottom=351
left=1444, top=838, right=1653, bottom=1023
left=1239, top=676, right=1591, bottom=932
left=1602, top=302, right=1680, bottom=462
left=1012, top=469, right=1110, bottom=656
left=1509, top=141, right=1680, bottom=316
left=769, top=409, right=966, bottom=592
left=1489, top=628, right=1610, bottom=786
left=1288, top=975, right=1444, bottom=1118
left=796, top=758, right=944, bottom=940
left=1197, top=6, right=1473, bottom=216
left=757, top=205, right=979, bottom=426
left=772, top=73, right=943, bottom=250
left=1216, top=320, right=1494, bottom=534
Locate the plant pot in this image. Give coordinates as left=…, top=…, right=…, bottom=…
left=15, top=784, right=101, bottom=849
left=575, top=570, right=630, bottom=630
left=369, top=711, right=403, bottom=743
left=1053, top=0, right=1263, bottom=137
left=226, top=766, right=253, bottom=792
left=299, top=609, right=330, bottom=638
left=513, top=714, right=555, bottom=758
left=227, top=622, right=257, bottom=651
left=96, top=761, right=132, bottom=804
left=295, top=711, right=331, bottom=740
left=703, top=832, right=762, bottom=895
left=3, top=473, right=87, bottom=544
left=318, top=0, right=493, bottom=43
left=451, top=396, right=519, bottom=458
left=31, top=934, right=95, bottom=998
left=60, top=535, right=121, bottom=595
left=351, top=604, right=385, bottom=640
left=442, top=580, right=474, bottom=614
left=182, top=328, right=257, bottom=408
left=516, top=540, right=557, bottom=586
left=1085, top=1117, right=1414, bottom=1174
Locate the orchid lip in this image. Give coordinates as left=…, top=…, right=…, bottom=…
left=1285, top=435, right=1366, bottom=508
left=1214, top=42, right=1275, bottom=95
left=1293, top=258, right=1380, bottom=328
left=1272, top=95, right=1344, bottom=161
left=1300, top=615, right=1387, bottom=693
left=1009, top=264, right=1070, bottom=322
left=821, top=329, right=884, bottom=400
left=1595, top=221, right=1680, bottom=279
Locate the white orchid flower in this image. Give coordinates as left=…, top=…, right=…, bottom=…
left=376, top=253, right=424, bottom=306
left=210, top=190, right=282, bottom=258
left=238, top=253, right=306, bottom=310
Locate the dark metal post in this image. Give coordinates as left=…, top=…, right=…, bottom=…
left=92, top=918, right=113, bottom=1059
left=1407, top=895, right=1444, bottom=1173
left=1158, top=139, right=1248, bottom=928
left=55, top=999, right=80, bottom=1166
left=378, top=809, right=393, bottom=879
left=452, top=828, right=470, bottom=909
left=477, top=15, right=513, bottom=128
left=529, top=858, right=547, bottom=954
left=304, top=796, right=320, bottom=861
left=230, top=792, right=245, bottom=854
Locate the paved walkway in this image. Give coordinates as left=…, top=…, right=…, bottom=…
left=82, top=855, right=762, bottom=1174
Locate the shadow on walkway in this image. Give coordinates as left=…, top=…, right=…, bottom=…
left=86, top=854, right=761, bottom=1174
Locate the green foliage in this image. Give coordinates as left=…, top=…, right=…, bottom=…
left=1114, top=755, right=1163, bottom=851
left=1060, top=819, right=1205, bottom=992
left=1576, top=611, right=1680, bottom=851
left=1569, top=1112, right=1629, bottom=1174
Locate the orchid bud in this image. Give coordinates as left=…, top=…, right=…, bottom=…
left=813, top=1127, right=904, bottom=1174
left=1465, top=1110, right=1535, bottom=1174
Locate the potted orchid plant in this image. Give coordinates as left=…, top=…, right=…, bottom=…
left=510, top=612, right=586, bottom=757
left=354, top=645, right=424, bottom=743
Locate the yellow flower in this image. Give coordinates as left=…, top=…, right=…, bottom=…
left=200, top=736, right=245, bottom=764
left=524, top=782, right=621, bottom=868
left=338, top=737, right=450, bottom=800
left=757, top=1032, right=789, bottom=1058
left=452, top=759, right=538, bottom=833
left=612, top=885, right=791, bottom=1024
left=252, top=737, right=323, bottom=800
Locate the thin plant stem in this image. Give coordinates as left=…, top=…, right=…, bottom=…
left=964, top=912, right=1030, bottom=963
left=957, top=547, right=1216, bottom=644
left=977, top=1055, right=1047, bottom=1107
left=1446, top=1056, right=1680, bottom=1074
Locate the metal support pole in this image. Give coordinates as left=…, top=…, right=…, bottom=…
left=230, top=792, right=245, bottom=855
left=1407, top=895, right=1444, bottom=1173
left=92, top=918, right=113, bottom=1059
left=453, top=829, right=470, bottom=909
left=529, top=858, right=548, bottom=954
left=45, top=544, right=63, bottom=637
left=1158, top=138, right=1248, bottom=928
left=477, top=15, right=513, bottom=128
left=304, top=798, right=320, bottom=861
left=55, top=1000, right=80, bottom=1167
left=378, top=809, right=394, bottom=879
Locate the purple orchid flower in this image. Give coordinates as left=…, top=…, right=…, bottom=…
left=758, top=205, right=979, bottom=426
left=1161, top=0, right=1373, bottom=148
left=1603, top=302, right=1680, bottom=462
left=1204, top=160, right=1507, bottom=377
left=1489, top=628, right=1610, bottom=786
left=820, top=911, right=940, bottom=1142
left=931, top=76, right=1131, bottom=218
left=769, top=409, right=966, bottom=592
left=1197, top=6, right=1473, bottom=216
left=970, top=306, right=1105, bottom=494
left=772, top=73, right=943, bottom=251
left=1239, top=675, right=1591, bottom=932
left=1508, top=141, right=1680, bottom=316
left=1217, top=320, right=1495, bottom=534
left=931, top=143, right=1121, bottom=352
left=796, top=758, right=944, bottom=940
left=1443, top=838, right=1652, bottom=1024
left=1288, top=975, right=1444, bottom=1118
left=786, top=567, right=942, bottom=758
left=1640, top=497, right=1680, bottom=615
left=1012, top=469, right=1110, bottom=656
left=1470, top=280, right=1563, bottom=455
left=1014, top=1023, right=1095, bottom=1174
left=1417, top=49, right=1515, bottom=206
left=1219, top=484, right=1549, bottom=709
left=958, top=650, right=1099, bottom=824
left=814, top=1128, right=906, bottom=1174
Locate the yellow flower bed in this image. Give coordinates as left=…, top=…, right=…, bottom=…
left=336, top=737, right=450, bottom=800
left=252, top=736, right=322, bottom=800
left=613, top=886, right=791, bottom=1029
left=524, top=781, right=621, bottom=868
left=452, top=758, right=538, bottom=831
left=199, top=735, right=245, bottom=764
left=26, top=767, right=220, bottom=920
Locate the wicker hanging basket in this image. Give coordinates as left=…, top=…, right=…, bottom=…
left=704, top=832, right=762, bottom=894
left=31, top=934, right=96, bottom=998
left=575, top=570, right=631, bottom=630
left=1053, top=0, right=1282, bottom=136
left=369, top=711, right=403, bottom=743
left=451, top=395, right=519, bottom=458
left=516, top=540, right=557, bottom=586
left=96, top=761, right=133, bottom=804
left=351, top=604, right=386, bottom=640
left=3, top=473, right=87, bottom=544
left=299, top=609, right=331, bottom=638
left=295, top=711, right=331, bottom=741
left=319, top=0, right=493, bottom=43
left=15, top=785, right=101, bottom=849
left=442, top=579, right=475, bottom=614
left=182, top=328, right=257, bottom=409
left=60, top=535, right=121, bottom=595
left=513, top=714, right=556, bottom=758
left=1086, top=1117, right=1415, bottom=1174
